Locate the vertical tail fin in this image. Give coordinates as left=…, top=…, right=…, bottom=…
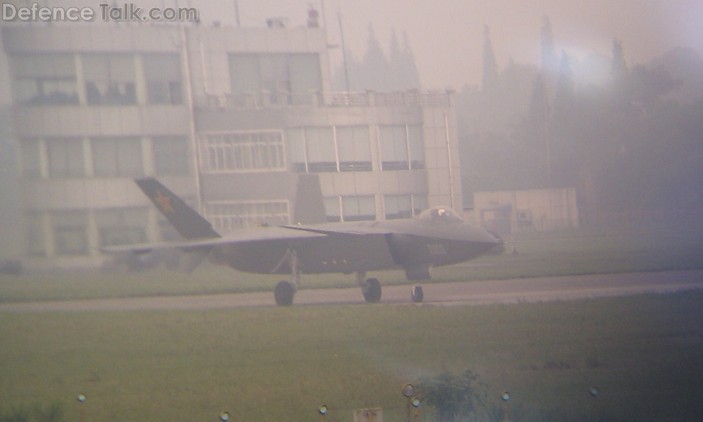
left=135, top=178, right=220, bottom=240
left=292, top=174, right=327, bottom=225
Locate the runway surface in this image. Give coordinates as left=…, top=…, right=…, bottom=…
left=2, top=270, right=702, bottom=313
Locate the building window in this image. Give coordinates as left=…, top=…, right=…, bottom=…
left=412, top=195, right=428, bottom=215
left=20, top=139, right=42, bottom=178
left=385, top=195, right=412, bottom=219
left=10, top=54, right=78, bottom=105
left=408, top=126, right=425, bottom=169
left=323, top=197, right=341, bottom=222
left=199, top=131, right=285, bottom=173
left=343, top=196, right=376, bottom=221
left=229, top=53, right=321, bottom=106
left=288, top=54, right=323, bottom=105
left=379, top=125, right=408, bottom=170
left=47, top=138, right=84, bottom=178
left=82, top=54, right=136, bottom=105
left=92, top=137, right=144, bottom=177
left=153, top=136, right=189, bottom=176
left=337, top=126, right=372, bottom=171
left=304, top=127, right=336, bottom=172
left=158, top=218, right=181, bottom=241
left=385, top=194, right=428, bottom=219
left=287, top=128, right=307, bottom=172
left=52, top=211, right=88, bottom=256
left=288, top=127, right=336, bottom=172
left=143, top=54, right=183, bottom=105
left=25, top=213, right=46, bottom=257
left=325, top=196, right=378, bottom=222
left=379, top=125, right=424, bottom=170
left=204, top=201, right=289, bottom=232
left=288, top=126, right=372, bottom=173
left=95, top=208, right=148, bottom=247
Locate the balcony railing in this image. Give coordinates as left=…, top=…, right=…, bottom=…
left=194, top=90, right=453, bottom=110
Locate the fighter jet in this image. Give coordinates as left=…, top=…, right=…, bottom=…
left=108, top=178, right=501, bottom=306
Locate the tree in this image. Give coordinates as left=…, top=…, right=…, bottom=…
left=398, top=32, right=422, bottom=89
left=361, top=24, right=389, bottom=91
left=526, top=74, right=549, bottom=138
left=388, top=30, right=421, bottom=90
left=481, top=25, right=499, bottom=95
left=540, top=16, right=558, bottom=76
left=611, top=38, right=628, bottom=82
left=332, top=48, right=358, bottom=91
left=553, top=51, right=575, bottom=119
left=333, top=27, right=421, bottom=92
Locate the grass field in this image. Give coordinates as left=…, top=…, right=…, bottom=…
left=1, top=227, right=702, bottom=420
left=2, top=292, right=703, bottom=421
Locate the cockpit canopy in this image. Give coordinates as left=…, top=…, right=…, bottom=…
left=416, top=206, right=464, bottom=223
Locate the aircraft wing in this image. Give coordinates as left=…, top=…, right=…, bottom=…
left=106, top=178, right=398, bottom=276
left=101, top=226, right=328, bottom=255
left=280, top=223, right=392, bottom=236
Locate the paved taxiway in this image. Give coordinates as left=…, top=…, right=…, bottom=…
left=1, top=270, right=702, bottom=313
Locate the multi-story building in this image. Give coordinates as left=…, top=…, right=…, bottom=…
left=1, top=20, right=461, bottom=269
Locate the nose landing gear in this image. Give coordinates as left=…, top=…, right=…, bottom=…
left=411, top=285, right=424, bottom=303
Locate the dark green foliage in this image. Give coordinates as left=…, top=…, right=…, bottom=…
left=0, top=407, right=30, bottom=422
left=32, top=403, right=64, bottom=422
left=417, top=369, right=487, bottom=421
left=0, top=403, right=64, bottom=422
left=332, top=24, right=421, bottom=91
left=459, top=22, right=703, bottom=221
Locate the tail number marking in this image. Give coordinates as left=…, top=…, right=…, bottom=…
left=427, top=243, right=447, bottom=256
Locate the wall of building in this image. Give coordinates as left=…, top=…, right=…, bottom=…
left=0, top=29, right=23, bottom=261
left=474, top=188, right=580, bottom=234
left=1, top=23, right=461, bottom=269
left=3, top=25, right=197, bottom=268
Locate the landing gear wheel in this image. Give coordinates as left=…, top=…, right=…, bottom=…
left=411, top=285, right=424, bottom=303
left=274, top=280, right=296, bottom=306
left=363, top=278, right=382, bottom=303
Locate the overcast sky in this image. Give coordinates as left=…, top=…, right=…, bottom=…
left=199, top=0, right=703, bottom=89
left=14, top=1, right=703, bottom=90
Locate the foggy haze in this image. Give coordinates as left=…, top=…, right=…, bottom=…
left=185, top=0, right=703, bottom=89
left=2, top=2, right=703, bottom=419
left=16, top=0, right=703, bottom=89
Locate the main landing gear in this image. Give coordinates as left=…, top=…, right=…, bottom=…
left=357, top=272, right=382, bottom=303
left=275, top=278, right=425, bottom=305
left=411, top=285, right=424, bottom=303
left=274, top=280, right=296, bottom=306
left=270, top=249, right=421, bottom=306
left=274, top=249, right=300, bottom=306
left=275, top=276, right=384, bottom=306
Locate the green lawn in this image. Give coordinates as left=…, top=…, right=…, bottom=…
left=2, top=292, right=703, bottom=421
left=1, top=226, right=702, bottom=420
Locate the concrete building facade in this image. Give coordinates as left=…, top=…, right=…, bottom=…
left=474, top=188, right=580, bottom=236
left=1, top=22, right=461, bottom=269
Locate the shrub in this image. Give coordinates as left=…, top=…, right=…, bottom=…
left=417, top=369, right=487, bottom=421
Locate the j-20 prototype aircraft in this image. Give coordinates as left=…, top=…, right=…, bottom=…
left=111, top=178, right=501, bottom=306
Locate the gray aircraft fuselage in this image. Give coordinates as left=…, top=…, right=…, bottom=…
left=210, top=210, right=499, bottom=281
left=119, top=178, right=501, bottom=304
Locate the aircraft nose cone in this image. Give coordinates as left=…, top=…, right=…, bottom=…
left=476, top=227, right=504, bottom=253
left=479, top=227, right=502, bottom=245
left=489, top=231, right=503, bottom=245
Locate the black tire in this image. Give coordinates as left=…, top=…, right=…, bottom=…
left=363, top=278, right=382, bottom=303
left=411, top=285, right=424, bottom=303
left=274, top=280, right=296, bottom=306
